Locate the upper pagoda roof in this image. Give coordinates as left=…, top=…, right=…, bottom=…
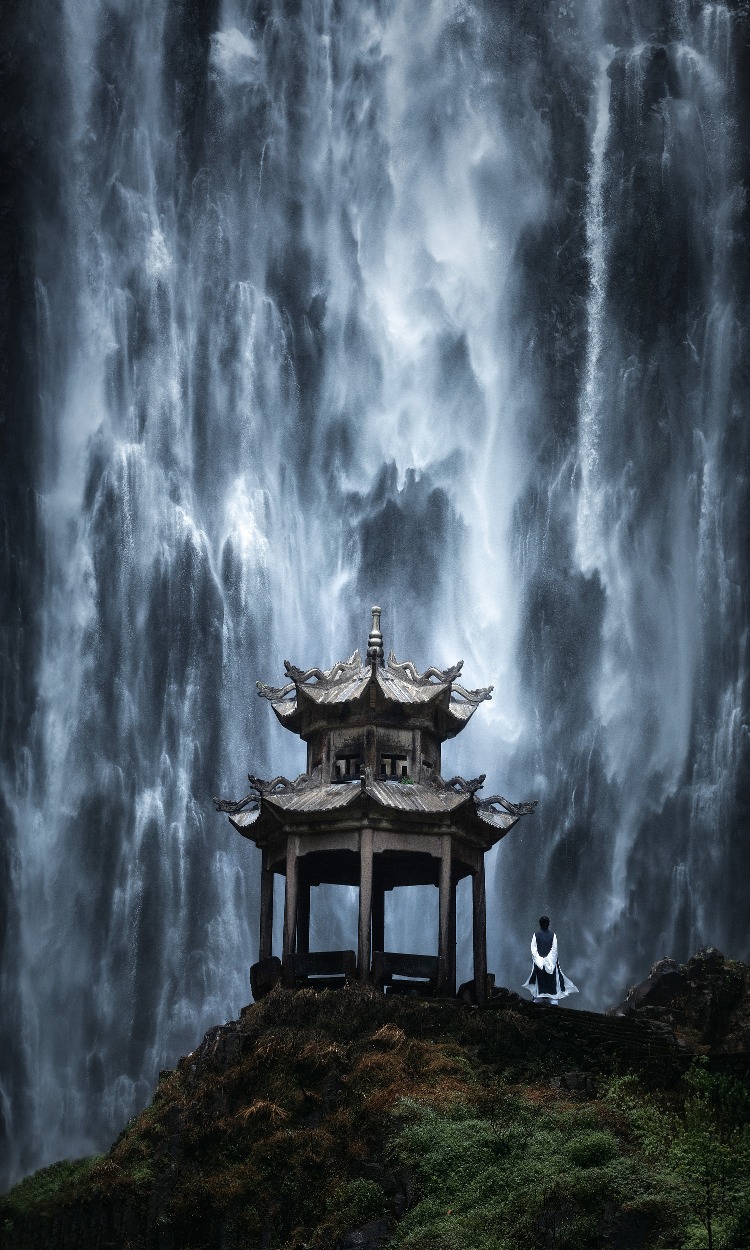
left=257, top=607, right=492, bottom=741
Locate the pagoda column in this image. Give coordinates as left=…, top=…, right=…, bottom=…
left=259, top=848, right=274, bottom=961
left=296, top=864, right=311, bottom=955
left=447, top=870, right=457, bottom=997
left=472, top=858, right=488, bottom=1005
left=283, top=836, right=299, bottom=985
left=437, top=834, right=452, bottom=993
left=358, top=827, right=374, bottom=979
left=372, top=878, right=385, bottom=956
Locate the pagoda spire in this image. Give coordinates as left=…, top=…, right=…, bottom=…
left=366, top=604, right=384, bottom=666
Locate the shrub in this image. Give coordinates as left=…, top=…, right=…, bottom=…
left=567, top=1130, right=619, bottom=1168
left=327, top=1178, right=388, bottom=1226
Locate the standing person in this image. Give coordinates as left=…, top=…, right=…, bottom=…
left=522, top=916, right=578, bottom=1004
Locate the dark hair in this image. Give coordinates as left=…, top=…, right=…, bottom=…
left=539, top=915, right=550, bottom=930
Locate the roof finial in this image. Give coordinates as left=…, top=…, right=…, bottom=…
left=366, top=605, right=384, bottom=667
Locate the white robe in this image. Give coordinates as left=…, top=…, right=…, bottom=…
left=522, top=932, right=579, bottom=1001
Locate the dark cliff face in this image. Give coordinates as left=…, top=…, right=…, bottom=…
left=1, top=0, right=749, bottom=1190
left=2, top=968, right=749, bottom=1250
left=0, top=0, right=67, bottom=1180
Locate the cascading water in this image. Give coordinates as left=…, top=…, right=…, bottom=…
left=1, top=0, right=747, bottom=1188
left=495, top=0, right=750, bottom=1009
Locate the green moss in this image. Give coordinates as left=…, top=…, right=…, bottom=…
left=1, top=1155, right=103, bottom=1214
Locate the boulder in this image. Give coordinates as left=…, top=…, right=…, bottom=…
left=608, top=949, right=749, bottom=1049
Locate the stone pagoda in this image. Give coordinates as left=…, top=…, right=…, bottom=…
left=216, top=608, right=536, bottom=1004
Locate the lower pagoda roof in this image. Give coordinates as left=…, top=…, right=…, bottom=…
left=215, top=770, right=536, bottom=852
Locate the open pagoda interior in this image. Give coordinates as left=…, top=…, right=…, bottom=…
left=216, top=608, right=536, bottom=1004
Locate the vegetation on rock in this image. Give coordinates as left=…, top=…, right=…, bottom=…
left=2, top=978, right=749, bottom=1249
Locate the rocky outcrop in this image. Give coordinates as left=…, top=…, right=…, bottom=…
left=2, top=955, right=749, bottom=1249
left=608, top=948, right=750, bottom=1052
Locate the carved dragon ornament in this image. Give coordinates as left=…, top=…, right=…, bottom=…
left=386, top=652, right=492, bottom=703
left=256, top=651, right=364, bottom=701
left=214, top=768, right=323, bottom=813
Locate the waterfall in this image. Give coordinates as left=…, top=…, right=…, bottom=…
left=1, top=0, right=748, bottom=1187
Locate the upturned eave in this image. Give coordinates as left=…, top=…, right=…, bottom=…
left=223, top=775, right=530, bottom=854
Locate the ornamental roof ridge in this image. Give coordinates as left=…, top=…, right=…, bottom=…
left=284, top=650, right=364, bottom=686
left=385, top=650, right=494, bottom=704
left=256, top=650, right=365, bottom=702
left=426, top=773, right=486, bottom=795
left=476, top=794, right=539, bottom=818
left=255, top=652, right=493, bottom=707
left=385, top=650, right=462, bottom=686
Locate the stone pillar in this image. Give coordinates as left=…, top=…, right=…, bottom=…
left=259, top=849, right=274, bottom=962
left=438, top=834, right=452, bottom=993
left=472, top=858, right=488, bottom=1006
left=372, top=878, right=385, bottom=956
left=447, top=872, right=457, bottom=997
left=283, top=836, right=299, bottom=984
left=358, top=828, right=373, bottom=980
left=296, top=866, right=311, bottom=955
